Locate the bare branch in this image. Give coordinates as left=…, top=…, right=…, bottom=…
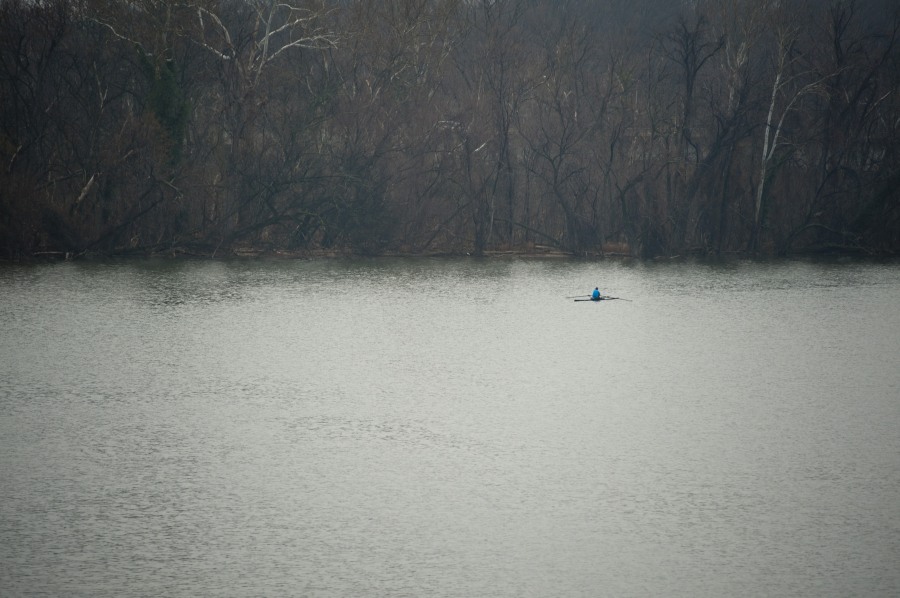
left=195, top=6, right=234, bottom=60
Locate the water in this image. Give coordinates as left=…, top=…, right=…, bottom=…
left=1, top=257, right=898, bottom=597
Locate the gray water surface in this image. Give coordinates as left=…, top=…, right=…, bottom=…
left=1, top=258, right=899, bottom=597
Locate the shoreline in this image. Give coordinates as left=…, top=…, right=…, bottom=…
left=6, top=245, right=894, bottom=264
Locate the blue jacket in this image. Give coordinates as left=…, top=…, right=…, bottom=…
left=592, top=288, right=601, bottom=300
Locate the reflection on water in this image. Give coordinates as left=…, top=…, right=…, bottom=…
left=1, top=258, right=899, bottom=597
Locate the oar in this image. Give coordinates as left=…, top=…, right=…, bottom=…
left=566, top=294, right=592, bottom=299
left=573, top=296, right=632, bottom=302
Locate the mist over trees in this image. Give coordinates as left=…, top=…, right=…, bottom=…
left=2, top=0, right=898, bottom=259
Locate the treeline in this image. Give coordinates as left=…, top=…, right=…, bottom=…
left=1, top=0, right=899, bottom=259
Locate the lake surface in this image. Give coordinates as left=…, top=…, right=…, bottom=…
left=1, top=257, right=899, bottom=597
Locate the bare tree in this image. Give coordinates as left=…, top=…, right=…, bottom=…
left=750, top=2, right=841, bottom=253
left=2, top=0, right=898, bottom=258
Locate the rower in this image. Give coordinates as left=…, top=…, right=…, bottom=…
left=592, top=287, right=601, bottom=301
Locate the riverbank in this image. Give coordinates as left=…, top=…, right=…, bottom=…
left=6, top=241, right=893, bottom=263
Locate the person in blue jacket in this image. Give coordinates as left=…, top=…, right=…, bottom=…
left=591, top=287, right=601, bottom=301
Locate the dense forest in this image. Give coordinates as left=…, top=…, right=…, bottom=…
left=1, top=0, right=899, bottom=259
